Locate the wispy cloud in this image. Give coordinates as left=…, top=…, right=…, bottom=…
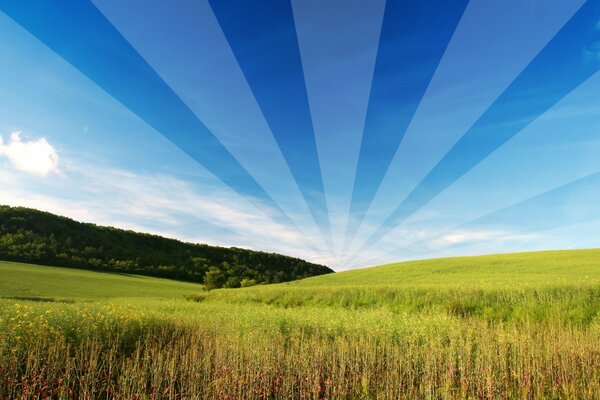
left=583, top=42, right=600, bottom=63
left=0, top=132, right=59, bottom=176
left=435, top=229, right=535, bottom=247
left=0, top=154, right=332, bottom=265
left=342, top=225, right=540, bottom=269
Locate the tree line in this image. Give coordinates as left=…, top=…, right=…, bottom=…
left=0, top=206, right=333, bottom=288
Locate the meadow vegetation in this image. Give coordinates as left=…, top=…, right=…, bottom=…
left=2, top=249, right=600, bottom=399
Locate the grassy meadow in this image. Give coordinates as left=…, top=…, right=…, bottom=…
left=2, top=250, right=600, bottom=398
left=0, top=261, right=203, bottom=300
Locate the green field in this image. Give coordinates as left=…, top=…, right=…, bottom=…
left=292, top=249, right=600, bottom=288
left=2, top=249, right=600, bottom=399
left=0, top=261, right=203, bottom=300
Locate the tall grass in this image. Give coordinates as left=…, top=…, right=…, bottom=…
left=3, top=250, right=600, bottom=398
left=2, top=294, right=600, bottom=399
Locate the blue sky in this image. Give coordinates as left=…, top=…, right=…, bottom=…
left=1, top=1, right=599, bottom=270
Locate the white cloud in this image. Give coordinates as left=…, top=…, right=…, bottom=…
left=0, top=132, right=59, bottom=176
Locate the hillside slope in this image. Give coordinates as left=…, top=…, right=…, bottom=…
left=0, top=260, right=202, bottom=300
left=0, top=205, right=333, bottom=287
left=202, top=249, right=600, bottom=318
left=291, top=249, right=600, bottom=288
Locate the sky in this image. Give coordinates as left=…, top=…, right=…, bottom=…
left=0, top=0, right=600, bottom=270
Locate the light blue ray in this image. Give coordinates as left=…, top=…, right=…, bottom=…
left=399, top=172, right=600, bottom=262
left=0, top=1, right=330, bottom=255
left=409, top=72, right=600, bottom=232
left=344, top=0, right=469, bottom=250
left=347, top=0, right=586, bottom=252
left=291, top=0, right=386, bottom=253
left=208, top=0, right=333, bottom=250
left=471, top=173, right=600, bottom=232
left=347, top=68, right=600, bottom=267
left=91, top=0, right=325, bottom=250
left=355, top=0, right=599, bottom=253
left=0, top=11, right=328, bottom=259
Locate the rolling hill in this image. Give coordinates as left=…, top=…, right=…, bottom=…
left=197, top=248, right=600, bottom=323
left=5, top=249, right=600, bottom=322
left=0, top=260, right=202, bottom=300
left=288, top=248, right=600, bottom=288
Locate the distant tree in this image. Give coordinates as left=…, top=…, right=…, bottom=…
left=240, top=278, right=257, bottom=288
left=224, top=276, right=241, bottom=289
left=203, top=267, right=225, bottom=290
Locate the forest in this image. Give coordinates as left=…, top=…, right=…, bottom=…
left=0, top=205, right=333, bottom=288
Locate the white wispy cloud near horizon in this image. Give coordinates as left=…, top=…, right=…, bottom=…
left=0, top=132, right=59, bottom=176
left=0, top=149, right=592, bottom=271
left=344, top=227, right=542, bottom=269
left=0, top=153, right=336, bottom=266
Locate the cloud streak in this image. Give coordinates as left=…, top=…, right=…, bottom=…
left=583, top=42, right=600, bottom=62
left=0, top=154, right=334, bottom=265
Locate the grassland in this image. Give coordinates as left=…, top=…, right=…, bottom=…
left=0, top=261, right=203, bottom=300
left=293, top=249, right=600, bottom=288
left=2, top=250, right=600, bottom=399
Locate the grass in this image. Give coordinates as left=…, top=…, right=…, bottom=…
left=0, top=261, right=203, bottom=300
left=288, top=249, right=600, bottom=288
left=2, top=249, right=600, bottom=398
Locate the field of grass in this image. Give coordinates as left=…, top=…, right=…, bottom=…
left=292, top=249, right=600, bottom=288
left=0, top=261, right=203, bottom=300
left=2, top=250, right=600, bottom=399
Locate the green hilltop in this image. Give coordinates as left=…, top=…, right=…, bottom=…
left=288, top=248, right=600, bottom=288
